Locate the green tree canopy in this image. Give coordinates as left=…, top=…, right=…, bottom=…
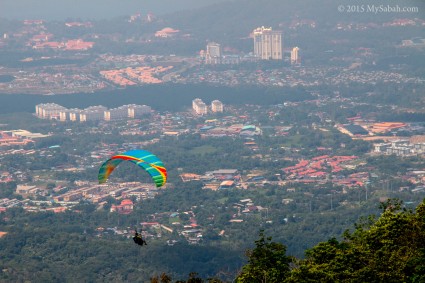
left=236, top=230, right=291, bottom=283
left=287, top=198, right=425, bottom=282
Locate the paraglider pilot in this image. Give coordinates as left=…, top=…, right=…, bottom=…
left=133, top=229, right=147, bottom=246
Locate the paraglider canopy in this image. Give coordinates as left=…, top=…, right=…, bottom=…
left=98, top=149, right=167, bottom=187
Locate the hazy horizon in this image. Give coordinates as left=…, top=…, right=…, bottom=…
left=0, top=0, right=227, bottom=20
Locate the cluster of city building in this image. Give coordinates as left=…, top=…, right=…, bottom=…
left=180, top=169, right=241, bottom=191
left=26, top=30, right=94, bottom=50
left=0, top=198, right=20, bottom=212
left=13, top=181, right=160, bottom=212
left=200, top=26, right=300, bottom=65
left=104, top=196, right=268, bottom=244
left=199, top=124, right=262, bottom=138
left=181, top=167, right=279, bottom=191
left=137, top=210, right=202, bottom=245
left=180, top=63, right=421, bottom=87
left=374, top=139, right=425, bottom=157
left=401, top=37, right=425, bottom=48
left=35, top=103, right=152, bottom=122
left=128, top=12, right=156, bottom=23
left=136, top=195, right=268, bottom=244
left=338, top=121, right=411, bottom=137
left=192, top=98, right=224, bottom=115
left=282, top=155, right=366, bottom=187
left=230, top=198, right=268, bottom=222
left=0, top=130, right=49, bottom=148
left=0, top=131, right=33, bottom=147
left=154, top=27, right=180, bottom=38
left=99, top=65, right=173, bottom=86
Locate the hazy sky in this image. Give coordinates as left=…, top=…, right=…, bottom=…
left=0, top=0, right=226, bottom=20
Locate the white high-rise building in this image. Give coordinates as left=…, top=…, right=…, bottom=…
left=35, top=103, right=67, bottom=119
left=38, top=104, right=153, bottom=122
left=59, top=110, right=69, bottom=122
left=253, top=26, right=283, bottom=60
left=192, top=98, right=208, bottom=115
left=127, top=104, right=152, bottom=118
left=69, top=109, right=82, bottom=121
left=79, top=106, right=107, bottom=122
left=80, top=111, right=104, bottom=122
left=104, top=106, right=129, bottom=121
left=211, top=100, right=224, bottom=113
left=291, top=47, right=300, bottom=65
left=59, top=108, right=82, bottom=122
left=205, top=42, right=222, bottom=64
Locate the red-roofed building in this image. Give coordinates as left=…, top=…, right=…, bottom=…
left=33, top=42, right=64, bottom=49
left=312, top=155, right=329, bottom=161
left=141, top=222, right=160, bottom=226
left=46, top=207, right=67, bottom=213
left=65, top=22, right=93, bottom=28
left=31, top=33, right=53, bottom=42
left=23, top=20, right=43, bottom=25
left=110, top=199, right=134, bottom=214
left=155, top=27, right=180, bottom=38
left=220, top=180, right=235, bottom=189
left=65, top=39, right=94, bottom=50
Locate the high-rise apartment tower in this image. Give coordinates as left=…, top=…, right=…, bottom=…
left=253, top=26, right=283, bottom=60
left=291, top=47, right=300, bottom=65
left=206, top=42, right=222, bottom=64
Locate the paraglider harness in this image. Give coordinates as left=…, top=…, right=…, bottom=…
left=133, top=229, right=147, bottom=246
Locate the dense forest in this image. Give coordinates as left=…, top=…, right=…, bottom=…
left=0, top=84, right=313, bottom=114
left=142, top=198, right=425, bottom=282
left=235, top=198, right=425, bottom=283
left=1, top=198, right=424, bottom=282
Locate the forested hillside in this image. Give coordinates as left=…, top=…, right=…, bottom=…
left=147, top=199, right=425, bottom=282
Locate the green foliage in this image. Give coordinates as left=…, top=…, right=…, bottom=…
left=151, top=272, right=172, bottom=283
left=366, top=155, right=413, bottom=175
left=0, top=207, right=242, bottom=282
left=236, top=230, right=291, bottom=283
left=0, top=182, right=17, bottom=199
left=287, top=199, right=425, bottom=282
left=151, top=272, right=224, bottom=283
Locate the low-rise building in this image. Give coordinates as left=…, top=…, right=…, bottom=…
left=155, top=27, right=180, bottom=38
left=16, top=185, right=39, bottom=197
left=373, top=140, right=425, bottom=156
left=110, top=199, right=134, bottom=214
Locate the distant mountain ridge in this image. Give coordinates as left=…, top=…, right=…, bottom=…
left=165, top=0, right=425, bottom=38
left=0, top=0, right=228, bottom=20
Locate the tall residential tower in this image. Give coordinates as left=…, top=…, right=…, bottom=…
left=205, top=42, right=222, bottom=64
left=211, top=100, right=224, bottom=113
left=253, top=26, right=283, bottom=60
left=192, top=98, right=208, bottom=115
left=291, top=47, right=300, bottom=65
